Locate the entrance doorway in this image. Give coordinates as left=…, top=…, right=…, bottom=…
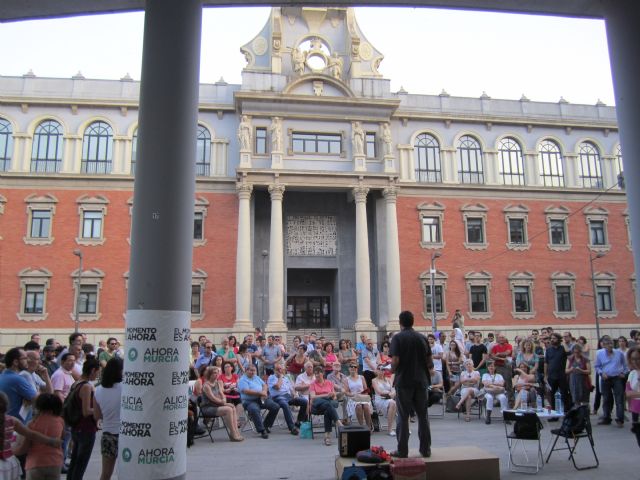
left=286, top=296, right=330, bottom=329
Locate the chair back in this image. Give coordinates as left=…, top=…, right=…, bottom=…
left=504, top=411, right=542, bottom=440
left=558, top=404, right=589, bottom=437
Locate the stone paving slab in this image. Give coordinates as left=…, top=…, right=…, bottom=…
left=73, top=413, right=638, bottom=479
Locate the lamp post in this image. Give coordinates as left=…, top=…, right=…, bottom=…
left=73, top=249, right=83, bottom=334
left=261, top=249, right=268, bottom=333
left=588, top=250, right=606, bottom=342
left=429, top=251, right=442, bottom=332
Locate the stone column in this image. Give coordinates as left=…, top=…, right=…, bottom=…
left=121, top=1, right=202, bottom=479
left=234, top=182, right=253, bottom=332
left=524, top=152, right=541, bottom=186
left=441, top=147, right=458, bottom=184
left=604, top=1, right=640, bottom=308
left=564, top=153, right=579, bottom=188
left=267, top=183, right=287, bottom=334
left=383, top=186, right=401, bottom=332
left=484, top=149, right=499, bottom=185
left=353, top=185, right=375, bottom=332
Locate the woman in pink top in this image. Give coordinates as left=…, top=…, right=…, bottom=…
left=23, top=393, right=65, bottom=479
left=309, top=366, right=342, bottom=446
left=626, top=346, right=640, bottom=448
left=323, top=343, right=338, bottom=375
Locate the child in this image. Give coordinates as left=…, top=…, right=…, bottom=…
left=23, top=394, right=65, bottom=479
left=0, top=392, right=60, bottom=480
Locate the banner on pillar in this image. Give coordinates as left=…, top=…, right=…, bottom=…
left=118, top=310, right=191, bottom=479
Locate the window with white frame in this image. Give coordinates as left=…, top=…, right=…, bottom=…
left=592, top=271, right=617, bottom=318
left=414, top=133, right=442, bottom=183
left=631, top=274, right=639, bottom=317
left=31, top=120, right=64, bottom=174
left=196, top=125, right=211, bottom=176
left=81, top=121, right=113, bottom=174
left=24, top=193, right=58, bottom=246
left=465, top=271, right=492, bottom=319
left=76, top=195, right=109, bottom=246
left=461, top=203, right=488, bottom=250
left=509, top=271, right=535, bottom=319
left=504, top=204, right=530, bottom=250
left=0, top=117, right=13, bottom=172
left=419, top=270, right=448, bottom=320
left=255, top=127, right=267, bottom=155
left=457, top=135, right=484, bottom=184
left=366, top=132, right=376, bottom=158
left=72, top=268, right=104, bottom=322
left=18, top=267, right=52, bottom=322
left=550, top=271, right=576, bottom=318
left=578, top=142, right=603, bottom=189
left=418, top=202, right=445, bottom=249
left=538, top=139, right=564, bottom=187
left=584, top=207, right=609, bottom=252
left=193, top=197, right=209, bottom=247
left=498, top=137, right=525, bottom=186
left=191, top=269, right=207, bottom=321
left=624, top=210, right=632, bottom=251
left=545, top=206, right=571, bottom=251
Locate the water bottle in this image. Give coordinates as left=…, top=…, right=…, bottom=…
left=536, top=392, right=543, bottom=412
left=554, top=390, right=563, bottom=414
left=520, top=389, right=528, bottom=410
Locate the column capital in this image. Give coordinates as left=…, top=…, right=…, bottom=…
left=382, top=186, right=398, bottom=202
left=236, top=182, right=253, bottom=199
left=268, top=183, right=285, bottom=200
left=352, top=185, right=369, bottom=203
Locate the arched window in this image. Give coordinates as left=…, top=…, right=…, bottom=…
left=578, top=141, right=603, bottom=189
left=457, top=135, right=483, bottom=184
left=131, top=129, right=138, bottom=175
left=498, top=137, right=525, bottom=186
left=31, top=120, right=63, bottom=173
left=81, top=121, right=113, bottom=174
left=0, top=118, right=12, bottom=172
left=414, top=133, right=441, bottom=183
left=538, top=140, right=564, bottom=187
left=196, top=125, right=211, bottom=176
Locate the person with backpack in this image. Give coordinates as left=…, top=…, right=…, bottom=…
left=65, top=357, right=100, bottom=480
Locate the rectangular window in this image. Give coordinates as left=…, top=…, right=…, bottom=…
left=508, top=218, right=526, bottom=244
left=255, top=127, right=267, bottom=155
left=466, top=218, right=484, bottom=244
left=470, top=286, right=487, bottom=313
left=596, top=286, right=613, bottom=312
left=191, top=285, right=202, bottom=315
left=556, top=285, right=572, bottom=312
left=366, top=133, right=376, bottom=158
left=514, top=286, right=531, bottom=312
left=82, top=211, right=103, bottom=239
left=425, top=285, right=443, bottom=313
left=589, top=220, right=606, bottom=245
left=421, top=217, right=441, bottom=244
left=24, top=285, right=45, bottom=314
left=292, top=132, right=341, bottom=154
left=78, top=285, right=98, bottom=314
left=550, top=219, right=566, bottom=245
left=30, top=210, right=51, bottom=238
left=193, top=212, right=203, bottom=240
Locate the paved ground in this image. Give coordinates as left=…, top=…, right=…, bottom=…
left=75, top=410, right=637, bottom=480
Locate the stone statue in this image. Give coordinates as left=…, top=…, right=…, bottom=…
left=292, top=47, right=306, bottom=75
left=238, top=115, right=252, bottom=151
left=328, top=52, right=343, bottom=80
left=352, top=121, right=365, bottom=156
left=269, top=117, right=282, bottom=152
left=382, top=123, right=393, bottom=155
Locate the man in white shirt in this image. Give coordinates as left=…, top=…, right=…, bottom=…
left=428, top=334, right=444, bottom=374
left=51, top=353, right=76, bottom=401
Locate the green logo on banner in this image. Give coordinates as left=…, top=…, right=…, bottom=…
left=128, top=348, right=138, bottom=362
left=122, top=448, right=132, bottom=462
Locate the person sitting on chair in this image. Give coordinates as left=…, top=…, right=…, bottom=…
left=294, top=361, right=315, bottom=399
left=513, top=362, right=538, bottom=409
left=427, top=367, right=444, bottom=407
left=452, top=359, right=480, bottom=421
left=238, top=365, right=279, bottom=439
left=200, top=366, right=244, bottom=442
left=372, top=365, right=397, bottom=436
left=267, top=362, right=306, bottom=435
left=326, top=361, right=348, bottom=421
left=343, top=363, right=373, bottom=431
left=309, top=366, right=342, bottom=446
left=482, top=361, right=508, bottom=424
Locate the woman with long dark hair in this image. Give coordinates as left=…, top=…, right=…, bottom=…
left=94, top=357, right=123, bottom=480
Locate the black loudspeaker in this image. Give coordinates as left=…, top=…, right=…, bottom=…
left=338, top=424, right=370, bottom=457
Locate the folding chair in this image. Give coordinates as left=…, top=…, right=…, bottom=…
left=426, top=389, right=445, bottom=418
left=309, top=400, right=339, bottom=439
left=195, top=398, right=229, bottom=443
left=545, top=405, right=599, bottom=470
left=504, top=410, right=544, bottom=474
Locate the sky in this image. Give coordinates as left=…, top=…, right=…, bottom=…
left=0, top=6, right=615, bottom=105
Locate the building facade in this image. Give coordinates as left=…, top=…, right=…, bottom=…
left=0, top=7, right=636, bottom=348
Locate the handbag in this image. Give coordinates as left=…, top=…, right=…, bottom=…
left=353, top=394, right=372, bottom=403
left=299, top=421, right=312, bottom=439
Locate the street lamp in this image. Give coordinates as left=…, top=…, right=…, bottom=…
left=261, top=249, right=268, bottom=332
left=429, top=251, right=442, bottom=332
left=588, top=250, right=606, bottom=342
left=73, top=249, right=83, bottom=334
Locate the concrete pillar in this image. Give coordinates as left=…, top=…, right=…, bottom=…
left=604, top=1, right=640, bottom=308
left=267, top=183, right=287, bottom=334
left=234, top=182, right=253, bottom=332
left=120, top=2, right=202, bottom=479
left=484, top=149, right=499, bottom=185
left=353, top=185, right=375, bottom=332
left=524, top=152, right=541, bottom=186
left=383, top=186, right=401, bottom=332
